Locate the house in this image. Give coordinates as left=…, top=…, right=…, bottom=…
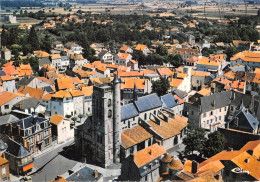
left=65, top=42, right=83, bottom=55
left=185, top=90, right=232, bottom=132
left=115, top=53, right=133, bottom=66
left=127, top=60, right=138, bottom=71
left=1, top=47, right=11, bottom=61
left=90, top=43, right=104, bottom=56
left=120, top=78, right=152, bottom=104
left=230, top=51, right=260, bottom=67
left=0, top=134, right=34, bottom=175
left=6, top=111, right=52, bottom=153
left=39, top=57, right=51, bottom=70
left=121, top=125, right=153, bottom=160
left=50, top=114, right=74, bottom=144
left=70, top=54, right=88, bottom=67
left=0, top=153, right=9, bottom=181
left=157, top=67, right=173, bottom=77
left=120, top=45, right=133, bottom=54
left=0, top=75, right=16, bottom=93
left=81, top=86, right=93, bottom=116
left=199, top=140, right=260, bottom=181
left=168, top=48, right=199, bottom=62
left=0, top=92, right=26, bottom=115
left=17, top=86, right=44, bottom=99
left=66, top=166, right=103, bottom=182
left=135, top=44, right=151, bottom=55
left=228, top=106, right=259, bottom=134
left=191, top=71, right=211, bottom=90
left=53, top=41, right=63, bottom=50
left=13, top=97, right=46, bottom=114
left=196, top=56, right=225, bottom=73
left=120, top=143, right=166, bottom=181
left=161, top=93, right=184, bottom=116
left=198, top=39, right=211, bottom=49
left=98, top=50, right=114, bottom=64
left=139, top=113, right=188, bottom=150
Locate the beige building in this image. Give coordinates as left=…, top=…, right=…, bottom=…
left=50, top=114, right=74, bottom=144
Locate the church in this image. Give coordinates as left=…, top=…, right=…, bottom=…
left=75, top=74, right=188, bottom=168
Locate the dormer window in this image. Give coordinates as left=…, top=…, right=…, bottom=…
left=28, top=129, right=32, bottom=135
left=37, top=125, right=40, bottom=131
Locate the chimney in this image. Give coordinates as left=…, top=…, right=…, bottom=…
left=9, top=124, right=12, bottom=135
left=149, top=149, right=152, bottom=155
left=191, top=161, right=199, bottom=174
left=93, top=170, right=98, bottom=178
left=227, top=147, right=233, bottom=151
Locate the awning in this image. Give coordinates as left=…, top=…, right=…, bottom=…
left=23, top=163, right=33, bottom=172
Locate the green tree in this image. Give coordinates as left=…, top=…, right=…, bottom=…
left=156, top=45, right=168, bottom=56
left=167, top=54, right=183, bottom=67
left=1, top=27, right=8, bottom=47
left=202, top=131, right=226, bottom=158
left=78, top=114, right=83, bottom=122
left=11, top=49, right=20, bottom=60
left=201, top=47, right=213, bottom=57
left=71, top=117, right=77, bottom=125
left=23, top=57, right=39, bottom=74
left=152, top=77, right=170, bottom=96
left=183, top=124, right=206, bottom=155
left=41, top=34, right=52, bottom=53
left=28, top=26, right=40, bottom=50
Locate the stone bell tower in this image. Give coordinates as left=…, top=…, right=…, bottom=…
left=113, top=73, right=121, bottom=163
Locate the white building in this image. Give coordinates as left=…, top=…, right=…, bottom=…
left=50, top=114, right=74, bottom=144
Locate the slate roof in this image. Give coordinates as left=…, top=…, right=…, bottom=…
left=173, top=89, right=188, bottom=99
left=0, top=70, right=6, bottom=76
left=230, top=106, right=259, bottom=131
left=161, top=93, right=179, bottom=108
left=66, top=166, right=103, bottom=181
left=98, top=50, right=108, bottom=58
left=0, top=134, right=31, bottom=158
left=14, top=97, right=44, bottom=110
left=121, top=103, right=139, bottom=121
left=39, top=57, right=51, bottom=67
left=0, top=114, right=19, bottom=126
left=16, top=76, right=35, bottom=88
left=134, top=93, right=162, bottom=112
left=201, top=91, right=231, bottom=113
left=43, top=86, right=54, bottom=93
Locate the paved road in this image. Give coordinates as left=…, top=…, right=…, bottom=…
left=31, top=140, right=76, bottom=181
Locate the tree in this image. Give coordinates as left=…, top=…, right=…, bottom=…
left=167, top=54, right=183, bottom=67
left=78, top=114, right=83, bottom=122
left=28, top=26, right=40, bottom=50
left=156, top=45, right=168, bottom=56
left=41, top=34, right=52, bottom=53
left=71, top=117, right=77, bottom=125
left=201, top=47, right=213, bottom=57
left=183, top=124, right=206, bottom=155
left=1, top=26, right=8, bottom=47
left=152, top=77, right=170, bottom=96
left=23, top=57, right=39, bottom=74
left=202, top=131, right=226, bottom=158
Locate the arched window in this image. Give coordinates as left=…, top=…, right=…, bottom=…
left=108, top=109, right=112, bottom=118
left=144, top=113, right=147, bottom=120
left=108, top=99, right=111, bottom=107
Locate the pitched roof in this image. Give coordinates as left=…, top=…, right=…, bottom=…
left=134, top=143, right=166, bottom=168
left=157, top=68, right=172, bottom=76
left=81, top=86, right=93, bottom=96
left=134, top=93, right=162, bottom=112
left=135, top=44, right=147, bottom=52
left=18, top=86, right=44, bottom=99
left=121, top=103, right=139, bottom=121
left=39, top=57, right=51, bottom=66
left=120, top=78, right=147, bottom=90
left=197, top=58, right=220, bottom=67
left=0, top=91, right=25, bottom=106
left=52, top=90, right=72, bottom=98
left=0, top=75, right=15, bottom=81
left=169, top=78, right=183, bottom=88
left=200, top=91, right=231, bottom=113
left=161, top=93, right=179, bottom=108
left=118, top=53, right=131, bottom=60
left=50, top=114, right=66, bottom=125
left=121, top=125, right=152, bottom=149
left=147, top=115, right=188, bottom=140
left=57, top=77, right=76, bottom=90
left=14, top=97, right=42, bottom=110
left=231, top=51, right=260, bottom=62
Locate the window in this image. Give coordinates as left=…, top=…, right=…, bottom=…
left=144, top=113, right=147, bottom=120
left=108, top=99, right=112, bottom=107
left=4, top=105, right=9, bottom=109
left=210, top=111, right=213, bottom=116
left=231, top=106, right=234, bottom=111
left=203, top=113, right=206, bottom=118
left=219, top=116, right=221, bottom=120
left=224, top=107, right=227, bottom=111
left=219, top=108, right=221, bottom=112
left=108, top=109, right=112, bottom=118
left=2, top=167, right=6, bottom=175
left=207, top=120, right=209, bottom=124
left=215, top=117, right=217, bottom=122
left=28, top=129, right=32, bottom=135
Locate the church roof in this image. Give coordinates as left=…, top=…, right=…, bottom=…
left=121, top=103, right=139, bottom=121
left=134, top=93, right=162, bottom=112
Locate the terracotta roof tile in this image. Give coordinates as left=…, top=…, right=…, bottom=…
left=81, top=86, right=93, bottom=96
left=157, top=68, right=172, bottom=76
left=135, top=44, right=147, bottom=52
left=134, top=143, right=166, bottom=168
left=121, top=125, right=152, bottom=149
left=0, top=91, right=25, bottom=106
left=50, top=114, right=66, bottom=125
left=120, top=78, right=147, bottom=90
left=18, top=86, right=44, bottom=99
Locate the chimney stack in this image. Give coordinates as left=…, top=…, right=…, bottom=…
left=93, top=170, right=98, bottom=178
left=191, top=161, right=199, bottom=174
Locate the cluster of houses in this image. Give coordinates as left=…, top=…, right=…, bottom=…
left=0, top=12, right=260, bottom=181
